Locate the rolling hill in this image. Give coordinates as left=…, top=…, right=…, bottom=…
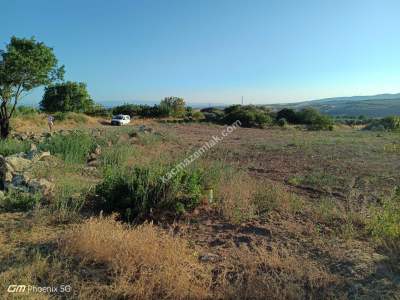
left=267, top=93, right=400, bottom=117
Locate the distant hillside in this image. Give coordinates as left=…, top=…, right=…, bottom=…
left=267, top=93, right=400, bottom=117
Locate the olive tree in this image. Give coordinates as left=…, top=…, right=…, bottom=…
left=0, top=36, right=64, bottom=138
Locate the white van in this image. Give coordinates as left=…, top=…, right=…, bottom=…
left=111, top=114, right=131, bottom=126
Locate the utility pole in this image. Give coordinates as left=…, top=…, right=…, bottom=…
left=241, top=96, right=244, bottom=105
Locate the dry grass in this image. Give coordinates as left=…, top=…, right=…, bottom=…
left=216, top=173, right=258, bottom=223
left=218, top=245, right=339, bottom=300
left=61, top=216, right=211, bottom=299
left=217, top=173, right=303, bottom=223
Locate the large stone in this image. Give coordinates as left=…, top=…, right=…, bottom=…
left=5, top=155, right=32, bottom=172
left=25, top=150, right=51, bottom=161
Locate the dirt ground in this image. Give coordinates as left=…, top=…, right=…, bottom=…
left=1, top=119, right=400, bottom=299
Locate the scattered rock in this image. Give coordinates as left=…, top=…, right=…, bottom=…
left=138, top=125, right=153, bottom=133
left=199, top=253, right=223, bottom=263
left=93, top=144, right=102, bottom=156
left=86, top=144, right=101, bottom=168
left=87, top=159, right=100, bottom=167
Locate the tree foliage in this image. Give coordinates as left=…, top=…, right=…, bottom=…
left=160, top=96, right=186, bottom=117
left=0, top=36, right=64, bottom=137
left=276, top=108, right=298, bottom=124
left=40, top=81, right=94, bottom=112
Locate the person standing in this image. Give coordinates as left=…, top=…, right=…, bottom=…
left=47, top=114, right=54, bottom=132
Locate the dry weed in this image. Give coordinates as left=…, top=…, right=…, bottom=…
left=61, top=216, right=211, bottom=299
left=218, top=245, right=339, bottom=299
left=217, top=173, right=302, bottom=223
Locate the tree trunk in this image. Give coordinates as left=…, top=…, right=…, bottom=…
left=0, top=118, right=10, bottom=139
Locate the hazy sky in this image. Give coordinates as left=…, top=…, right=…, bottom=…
left=2, top=0, right=400, bottom=105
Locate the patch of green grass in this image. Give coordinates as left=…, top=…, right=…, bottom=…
left=368, top=191, right=400, bottom=242
left=288, top=171, right=341, bottom=191
left=100, top=144, right=137, bottom=168
left=0, top=190, right=41, bottom=211
left=53, top=112, right=88, bottom=123
left=137, top=132, right=163, bottom=145
left=51, top=176, right=93, bottom=222
left=39, top=130, right=95, bottom=164
left=0, top=139, right=30, bottom=156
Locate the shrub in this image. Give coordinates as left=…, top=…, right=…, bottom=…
left=39, top=130, right=94, bottom=164
left=61, top=216, right=211, bottom=299
left=192, top=111, right=204, bottom=120
left=0, top=139, right=30, bottom=156
left=95, top=164, right=204, bottom=221
left=276, top=108, right=298, bottom=124
left=365, top=116, right=400, bottom=131
left=222, top=105, right=272, bottom=128
left=0, top=190, right=41, bottom=211
left=277, top=117, right=288, bottom=127
left=85, top=103, right=111, bottom=117
left=160, top=96, right=186, bottom=117
left=296, top=108, right=334, bottom=130
left=112, top=103, right=170, bottom=118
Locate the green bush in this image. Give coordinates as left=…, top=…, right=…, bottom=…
left=39, top=130, right=95, bottom=164
left=222, top=105, right=273, bottom=128
left=365, top=116, right=400, bottom=131
left=192, top=111, right=204, bottom=120
left=0, top=139, right=30, bottom=156
left=276, top=108, right=298, bottom=124
left=296, top=108, right=334, bottom=130
left=0, top=190, right=41, bottom=211
left=85, top=103, right=111, bottom=117
left=112, top=103, right=170, bottom=118
left=95, top=164, right=204, bottom=221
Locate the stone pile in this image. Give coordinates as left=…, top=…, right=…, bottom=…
left=0, top=147, right=54, bottom=196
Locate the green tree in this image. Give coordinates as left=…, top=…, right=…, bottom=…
left=160, top=96, right=186, bottom=117
left=0, top=36, right=64, bottom=138
left=40, top=81, right=94, bottom=112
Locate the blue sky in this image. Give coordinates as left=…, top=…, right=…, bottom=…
left=2, top=0, right=400, bottom=105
